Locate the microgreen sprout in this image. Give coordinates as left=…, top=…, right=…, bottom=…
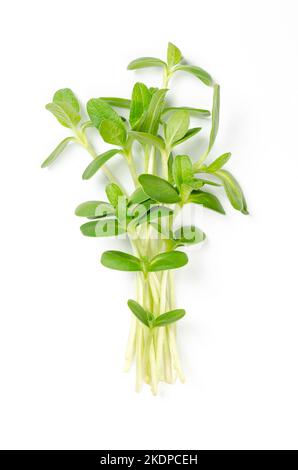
left=42, top=42, right=248, bottom=394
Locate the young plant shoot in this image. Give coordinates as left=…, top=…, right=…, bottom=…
left=42, top=42, right=248, bottom=395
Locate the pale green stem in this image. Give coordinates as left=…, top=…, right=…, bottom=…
left=124, top=148, right=139, bottom=187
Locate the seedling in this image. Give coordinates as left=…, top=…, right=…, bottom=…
left=42, top=42, right=248, bottom=394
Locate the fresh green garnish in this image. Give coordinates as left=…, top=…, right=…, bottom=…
left=42, top=42, right=248, bottom=395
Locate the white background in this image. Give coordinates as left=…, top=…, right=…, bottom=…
left=0, top=0, right=297, bottom=450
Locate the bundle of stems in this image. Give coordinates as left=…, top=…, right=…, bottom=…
left=42, top=42, right=248, bottom=394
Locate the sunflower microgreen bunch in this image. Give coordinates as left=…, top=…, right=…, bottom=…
left=42, top=42, right=248, bottom=394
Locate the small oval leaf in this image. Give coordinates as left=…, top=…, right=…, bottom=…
left=127, top=300, right=154, bottom=327
left=139, top=174, right=181, bottom=204
left=188, top=190, right=225, bottom=214
left=154, top=309, right=186, bottom=328
left=75, top=201, right=115, bottom=218
left=148, top=251, right=188, bottom=272
left=127, top=57, right=166, bottom=70
left=101, top=251, right=142, bottom=271
left=80, top=219, right=126, bottom=237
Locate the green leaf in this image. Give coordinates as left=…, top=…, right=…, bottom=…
left=101, top=251, right=142, bottom=271
left=127, top=300, right=154, bottom=328
left=75, top=201, right=115, bottom=218
left=172, top=155, right=193, bottom=189
left=139, top=174, right=181, bottom=204
left=188, top=190, right=225, bottom=214
left=82, top=149, right=121, bottom=179
left=45, top=103, right=77, bottom=129
left=46, top=88, right=81, bottom=128
left=187, top=178, right=221, bottom=189
left=162, top=106, right=210, bottom=118
left=41, top=137, right=74, bottom=168
left=142, top=89, right=168, bottom=135
left=135, top=206, right=173, bottom=227
left=127, top=57, right=166, bottom=70
left=80, top=219, right=126, bottom=237
left=174, top=65, right=213, bottom=86
left=53, top=88, right=80, bottom=112
left=87, top=98, right=124, bottom=129
left=105, top=183, right=124, bottom=207
left=213, top=169, right=248, bottom=214
left=206, top=152, right=231, bottom=172
left=128, top=187, right=151, bottom=206
left=99, top=97, right=131, bottom=109
left=173, top=225, right=206, bottom=246
left=128, top=131, right=165, bottom=151
left=129, top=82, right=151, bottom=129
left=172, top=127, right=202, bottom=147
left=208, top=84, right=220, bottom=153
left=153, top=309, right=185, bottom=328
left=167, top=42, right=182, bottom=68
left=148, top=251, right=188, bottom=272
left=164, top=110, right=189, bottom=147
left=99, top=119, right=127, bottom=146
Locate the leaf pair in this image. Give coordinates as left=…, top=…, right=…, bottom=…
left=87, top=98, right=127, bottom=146
left=101, top=250, right=188, bottom=273
left=127, top=42, right=212, bottom=87
left=127, top=299, right=185, bottom=329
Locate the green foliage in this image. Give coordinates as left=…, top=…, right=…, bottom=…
left=87, top=98, right=124, bottom=130
left=129, top=82, right=151, bottom=129
left=99, top=119, right=127, bottom=146
left=164, top=110, right=189, bottom=147
left=75, top=201, right=115, bottom=218
left=46, top=88, right=81, bottom=128
left=188, top=190, right=225, bottom=214
left=172, top=128, right=201, bottom=147
left=153, top=309, right=185, bottom=327
left=127, top=300, right=154, bottom=328
left=101, top=251, right=142, bottom=271
left=129, top=131, right=165, bottom=151
left=172, top=155, right=194, bottom=189
left=212, top=169, right=248, bottom=214
left=163, top=106, right=210, bottom=118
left=105, top=183, right=124, bottom=208
left=148, top=251, right=188, bottom=272
left=41, top=137, right=75, bottom=168
left=82, top=149, right=121, bottom=179
left=100, top=97, right=131, bottom=109
left=174, top=65, right=213, bottom=86
left=43, top=42, right=248, bottom=394
left=208, top=84, right=220, bottom=154
left=206, top=152, right=231, bottom=172
left=127, top=300, right=185, bottom=329
left=127, top=57, right=166, bottom=70
left=139, top=174, right=181, bottom=203
left=80, top=219, right=126, bottom=237
left=167, top=42, right=182, bottom=68
left=142, top=88, right=168, bottom=135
